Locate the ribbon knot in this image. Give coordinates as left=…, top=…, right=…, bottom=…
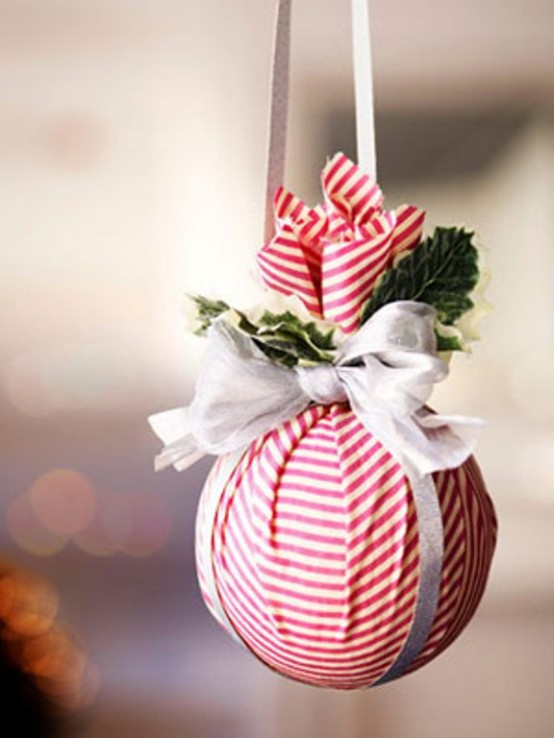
left=148, top=301, right=483, bottom=475
left=296, top=365, right=348, bottom=405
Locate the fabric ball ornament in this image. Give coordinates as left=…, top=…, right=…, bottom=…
left=150, top=153, right=497, bottom=689
left=197, top=407, right=496, bottom=689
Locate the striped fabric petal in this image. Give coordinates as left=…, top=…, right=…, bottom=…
left=320, top=230, right=395, bottom=334
left=391, top=204, right=426, bottom=260
left=274, top=186, right=328, bottom=247
left=320, top=204, right=397, bottom=334
left=256, top=187, right=329, bottom=316
left=257, top=224, right=323, bottom=317
left=273, top=185, right=312, bottom=224
left=322, top=153, right=383, bottom=225
left=256, top=153, right=425, bottom=330
left=197, top=405, right=497, bottom=690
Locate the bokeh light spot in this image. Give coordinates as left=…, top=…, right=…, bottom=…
left=7, top=492, right=67, bottom=557
left=75, top=489, right=172, bottom=558
left=0, top=575, right=17, bottom=620
left=30, top=468, right=97, bottom=537
left=21, top=626, right=72, bottom=677
left=19, top=625, right=90, bottom=711
left=74, top=491, right=132, bottom=557
left=39, top=112, right=112, bottom=172
left=77, top=661, right=101, bottom=709
left=1, top=566, right=97, bottom=714
left=3, top=572, right=59, bottom=639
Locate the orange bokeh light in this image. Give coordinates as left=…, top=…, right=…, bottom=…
left=1, top=565, right=98, bottom=713
left=0, top=574, right=17, bottom=619
left=1, top=571, right=59, bottom=639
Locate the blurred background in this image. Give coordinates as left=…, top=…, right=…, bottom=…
left=1, top=0, right=553, bottom=735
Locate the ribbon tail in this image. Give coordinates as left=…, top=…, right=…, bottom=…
left=148, top=407, right=205, bottom=472
left=343, top=380, right=484, bottom=476
left=154, top=443, right=205, bottom=473
left=414, top=409, right=485, bottom=473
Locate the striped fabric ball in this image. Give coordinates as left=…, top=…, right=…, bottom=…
left=196, top=403, right=497, bottom=689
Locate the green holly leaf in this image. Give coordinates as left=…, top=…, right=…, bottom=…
left=435, top=331, right=464, bottom=352
left=256, top=311, right=335, bottom=363
left=258, top=311, right=335, bottom=351
left=191, top=295, right=231, bottom=335
left=251, top=341, right=298, bottom=367
left=188, top=298, right=338, bottom=367
left=360, top=227, right=480, bottom=344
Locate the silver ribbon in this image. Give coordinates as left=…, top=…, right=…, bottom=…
left=149, top=301, right=482, bottom=476
left=148, top=300, right=484, bottom=683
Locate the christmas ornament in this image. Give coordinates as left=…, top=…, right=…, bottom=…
left=148, top=0, right=497, bottom=689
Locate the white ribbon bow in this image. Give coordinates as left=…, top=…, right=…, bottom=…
left=148, top=301, right=483, bottom=475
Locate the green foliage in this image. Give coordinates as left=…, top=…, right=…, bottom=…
left=435, top=331, right=464, bottom=352
left=360, top=227, right=480, bottom=342
left=189, top=300, right=337, bottom=367
left=191, top=227, right=482, bottom=362
left=191, top=295, right=231, bottom=335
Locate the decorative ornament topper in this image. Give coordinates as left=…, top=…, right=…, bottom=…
left=148, top=0, right=497, bottom=689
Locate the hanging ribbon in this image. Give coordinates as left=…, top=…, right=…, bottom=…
left=264, top=0, right=377, bottom=243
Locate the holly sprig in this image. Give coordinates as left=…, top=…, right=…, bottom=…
left=360, top=227, right=480, bottom=351
left=190, top=296, right=337, bottom=367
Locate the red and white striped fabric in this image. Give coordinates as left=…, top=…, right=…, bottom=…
left=196, top=405, right=497, bottom=689
left=257, top=153, right=425, bottom=335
